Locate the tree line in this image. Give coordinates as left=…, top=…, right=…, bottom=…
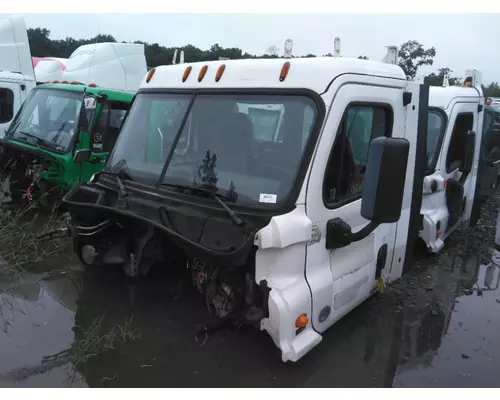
left=27, top=28, right=500, bottom=98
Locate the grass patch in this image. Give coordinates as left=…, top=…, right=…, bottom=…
left=0, top=201, right=70, bottom=278
left=70, top=315, right=142, bottom=368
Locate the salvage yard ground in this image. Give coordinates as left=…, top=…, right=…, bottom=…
left=0, top=195, right=499, bottom=387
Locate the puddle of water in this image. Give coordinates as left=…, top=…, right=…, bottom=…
left=0, top=270, right=86, bottom=387
left=394, top=252, right=500, bottom=387
left=0, top=199, right=499, bottom=387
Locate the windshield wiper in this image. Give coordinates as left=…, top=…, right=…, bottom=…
left=15, top=131, right=59, bottom=152
left=16, top=131, right=43, bottom=143
left=104, top=160, right=131, bottom=205
left=162, top=182, right=243, bottom=226
left=155, top=95, right=196, bottom=188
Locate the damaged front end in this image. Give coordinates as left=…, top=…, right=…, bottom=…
left=60, top=174, right=274, bottom=332
left=0, top=141, right=63, bottom=207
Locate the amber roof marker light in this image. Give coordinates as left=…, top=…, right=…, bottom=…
left=279, top=61, right=291, bottom=82
left=215, top=64, right=226, bottom=82
left=182, top=66, right=193, bottom=82
left=198, top=65, right=208, bottom=82
left=145, top=68, right=156, bottom=84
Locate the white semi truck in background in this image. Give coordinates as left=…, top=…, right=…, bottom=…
left=0, top=15, right=36, bottom=138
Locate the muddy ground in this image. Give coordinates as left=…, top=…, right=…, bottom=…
left=0, top=196, right=499, bottom=388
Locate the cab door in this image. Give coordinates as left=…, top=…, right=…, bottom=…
left=438, top=100, right=480, bottom=235
left=478, top=108, right=500, bottom=196
left=304, top=77, right=424, bottom=333
left=81, top=99, right=129, bottom=180
left=470, top=107, right=500, bottom=226
left=0, top=81, right=21, bottom=138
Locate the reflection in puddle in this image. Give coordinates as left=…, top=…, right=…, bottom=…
left=0, top=270, right=86, bottom=387
left=394, top=251, right=500, bottom=388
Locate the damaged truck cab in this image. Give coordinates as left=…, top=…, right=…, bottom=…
left=0, top=83, right=134, bottom=205
left=62, top=42, right=429, bottom=362
left=419, top=71, right=500, bottom=253
left=0, top=41, right=147, bottom=206
left=0, top=15, right=36, bottom=139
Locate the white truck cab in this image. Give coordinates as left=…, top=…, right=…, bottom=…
left=62, top=40, right=429, bottom=362
left=420, top=71, right=485, bottom=253
left=0, top=15, right=36, bottom=138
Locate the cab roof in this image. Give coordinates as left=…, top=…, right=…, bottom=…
left=141, top=57, right=407, bottom=94
left=35, top=82, right=135, bottom=102
left=429, top=85, right=483, bottom=110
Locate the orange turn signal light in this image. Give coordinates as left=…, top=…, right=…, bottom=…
left=295, top=313, right=309, bottom=328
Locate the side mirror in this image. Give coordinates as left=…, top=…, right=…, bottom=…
left=361, top=137, right=410, bottom=224
left=459, top=131, right=476, bottom=174
left=495, top=114, right=500, bottom=123
left=73, top=149, right=91, bottom=164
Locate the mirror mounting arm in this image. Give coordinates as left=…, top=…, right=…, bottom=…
left=325, top=218, right=380, bottom=250
left=350, top=221, right=380, bottom=242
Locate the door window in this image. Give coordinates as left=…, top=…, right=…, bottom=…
left=0, top=88, right=15, bottom=124
left=482, top=110, right=500, bottom=163
left=426, top=109, right=447, bottom=171
left=323, top=104, right=393, bottom=207
left=446, top=113, right=474, bottom=173
left=91, top=101, right=129, bottom=152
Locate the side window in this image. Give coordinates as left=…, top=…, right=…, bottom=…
left=92, top=101, right=129, bottom=153
left=0, top=88, right=15, bottom=124
left=483, top=111, right=500, bottom=162
left=426, top=109, right=447, bottom=170
left=446, top=112, right=474, bottom=173
left=323, top=104, right=393, bottom=207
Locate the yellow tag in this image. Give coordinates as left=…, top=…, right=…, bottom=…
left=376, top=277, right=385, bottom=293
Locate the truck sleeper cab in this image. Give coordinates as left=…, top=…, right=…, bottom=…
left=62, top=55, right=428, bottom=362
left=419, top=72, right=500, bottom=253
left=0, top=15, right=36, bottom=139
left=0, top=82, right=134, bottom=206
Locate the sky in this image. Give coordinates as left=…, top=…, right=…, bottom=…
left=8, top=13, right=500, bottom=84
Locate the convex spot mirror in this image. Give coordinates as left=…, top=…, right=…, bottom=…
left=459, top=130, right=476, bottom=174
left=73, top=149, right=91, bottom=164
left=361, top=136, right=410, bottom=224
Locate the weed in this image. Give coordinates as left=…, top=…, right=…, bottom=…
left=0, top=200, right=69, bottom=278
left=70, top=314, right=142, bottom=368
left=115, top=315, right=142, bottom=344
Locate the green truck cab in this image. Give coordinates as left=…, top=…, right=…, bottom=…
left=0, top=81, right=134, bottom=206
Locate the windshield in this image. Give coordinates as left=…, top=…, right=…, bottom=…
left=426, top=109, right=447, bottom=169
left=5, top=88, right=88, bottom=153
left=107, top=92, right=318, bottom=207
